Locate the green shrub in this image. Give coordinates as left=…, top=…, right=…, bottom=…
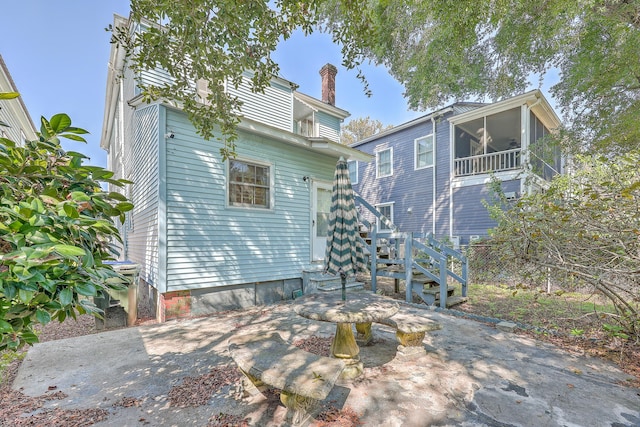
left=0, top=106, right=132, bottom=350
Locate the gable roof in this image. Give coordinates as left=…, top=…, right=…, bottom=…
left=350, top=90, right=560, bottom=147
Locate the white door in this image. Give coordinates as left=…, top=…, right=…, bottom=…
left=312, top=181, right=332, bottom=262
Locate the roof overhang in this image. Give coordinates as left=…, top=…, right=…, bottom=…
left=100, top=14, right=130, bottom=151
left=148, top=100, right=371, bottom=162
left=448, top=89, right=561, bottom=131
left=350, top=106, right=454, bottom=148
left=294, top=91, right=350, bottom=121
left=237, top=116, right=370, bottom=162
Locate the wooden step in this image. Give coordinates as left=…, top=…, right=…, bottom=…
left=411, top=276, right=436, bottom=286
left=422, top=285, right=454, bottom=297
left=445, top=296, right=468, bottom=308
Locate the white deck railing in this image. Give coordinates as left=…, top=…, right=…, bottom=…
left=454, top=148, right=521, bottom=177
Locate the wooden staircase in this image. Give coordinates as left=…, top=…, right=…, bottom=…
left=355, top=195, right=469, bottom=308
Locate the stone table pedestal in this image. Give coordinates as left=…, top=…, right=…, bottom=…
left=293, top=292, right=399, bottom=379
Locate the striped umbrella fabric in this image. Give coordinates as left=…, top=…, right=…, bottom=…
left=324, top=158, right=367, bottom=284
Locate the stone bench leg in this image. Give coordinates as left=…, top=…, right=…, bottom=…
left=280, top=390, right=318, bottom=426
left=355, top=322, right=373, bottom=345
left=238, top=369, right=268, bottom=397
left=395, top=330, right=427, bottom=358
left=239, top=370, right=318, bottom=426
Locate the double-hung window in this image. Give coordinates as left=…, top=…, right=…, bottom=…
left=376, top=147, right=393, bottom=178
left=376, top=202, right=394, bottom=230
left=228, top=158, right=272, bottom=209
left=415, top=135, right=434, bottom=169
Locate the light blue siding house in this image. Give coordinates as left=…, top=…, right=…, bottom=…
left=0, top=55, right=37, bottom=144
left=350, top=90, right=563, bottom=248
left=100, top=15, right=370, bottom=321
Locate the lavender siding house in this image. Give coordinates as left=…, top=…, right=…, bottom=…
left=350, top=90, right=563, bottom=247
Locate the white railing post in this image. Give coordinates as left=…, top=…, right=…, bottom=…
left=404, top=234, right=413, bottom=303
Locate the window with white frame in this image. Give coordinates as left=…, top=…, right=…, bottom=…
left=228, top=158, right=272, bottom=209
left=376, top=202, right=394, bottom=230
left=415, top=134, right=434, bottom=169
left=347, top=160, right=358, bottom=185
left=376, top=147, right=393, bottom=178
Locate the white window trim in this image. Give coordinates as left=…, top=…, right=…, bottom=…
left=414, top=134, right=434, bottom=170
left=226, top=156, right=275, bottom=210
left=375, top=202, right=394, bottom=230
left=347, top=160, right=359, bottom=185
left=376, top=147, right=393, bottom=179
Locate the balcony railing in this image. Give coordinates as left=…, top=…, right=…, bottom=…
left=454, top=148, right=521, bottom=177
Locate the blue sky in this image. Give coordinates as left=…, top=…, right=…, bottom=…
left=1, top=2, right=557, bottom=168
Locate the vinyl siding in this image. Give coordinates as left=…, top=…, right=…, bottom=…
left=138, top=66, right=294, bottom=133
left=434, top=113, right=452, bottom=237
left=126, top=104, right=160, bottom=289
left=452, top=179, right=520, bottom=243
left=227, top=75, right=293, bottom=132
left=316, top=111, right=341, bottom=142
left=163, top=108, right=336, bottom=291
left=0, top=101, right=32, bottom=143
left=353, top=119, right=442, bottom=236
left=138, top=66, right=175, bottom=94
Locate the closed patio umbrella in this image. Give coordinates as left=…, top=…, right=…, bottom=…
left=324, top=157, right=367, bottom=301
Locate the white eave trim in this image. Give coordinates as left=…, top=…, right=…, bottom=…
left=350, top=106, right=454, bottom=148
left=143, top=98, right=371, bottom=162
left=235, top=118, right=370, bottom=162
left=294, top=91, right=350, bottom=120
left=448, top=89, right=560, bottom=127
left=100, top=14, right=129, bottom=151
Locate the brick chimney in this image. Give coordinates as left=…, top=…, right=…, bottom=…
left=320, top=63, right=337, bottom=105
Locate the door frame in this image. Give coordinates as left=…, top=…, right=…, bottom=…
left=311, top=180, right=332, bottom=262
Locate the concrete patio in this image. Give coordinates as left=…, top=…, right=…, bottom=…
left=12, top=298, right=640, bottom=426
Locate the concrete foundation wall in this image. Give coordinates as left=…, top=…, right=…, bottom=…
left=137, top=277, right=303, bottom=321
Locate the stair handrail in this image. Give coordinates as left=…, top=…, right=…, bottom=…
left=354, top=193, right=398, bottom=232
left=415, top=233, right=469, bottom=286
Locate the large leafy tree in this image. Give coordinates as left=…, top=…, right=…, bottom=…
left=117, top=0, right=640, bottom=156
left=340, top=116, right=392, bottom=145
left=486, top=153, right=640, bottom=339
left=320, top=0, right=640, bottom=154
left=0, top=98, right=132, bottom=350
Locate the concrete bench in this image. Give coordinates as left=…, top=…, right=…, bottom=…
left=228, top=332, right=345, bottom=426
left=376, top=312, right=442, bottom=357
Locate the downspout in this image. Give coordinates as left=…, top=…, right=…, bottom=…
left=431, top=116, right=437, bottom=236
left=449, top=121, right=454, bottom=241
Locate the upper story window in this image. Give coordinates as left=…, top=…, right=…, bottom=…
left=228, top=158, right=272, bottom=209
left=415, top=135, right=434, bottom=170
left=347, top=160, right=358, bottom=185
left=376, top=147, right=393, bottom=178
